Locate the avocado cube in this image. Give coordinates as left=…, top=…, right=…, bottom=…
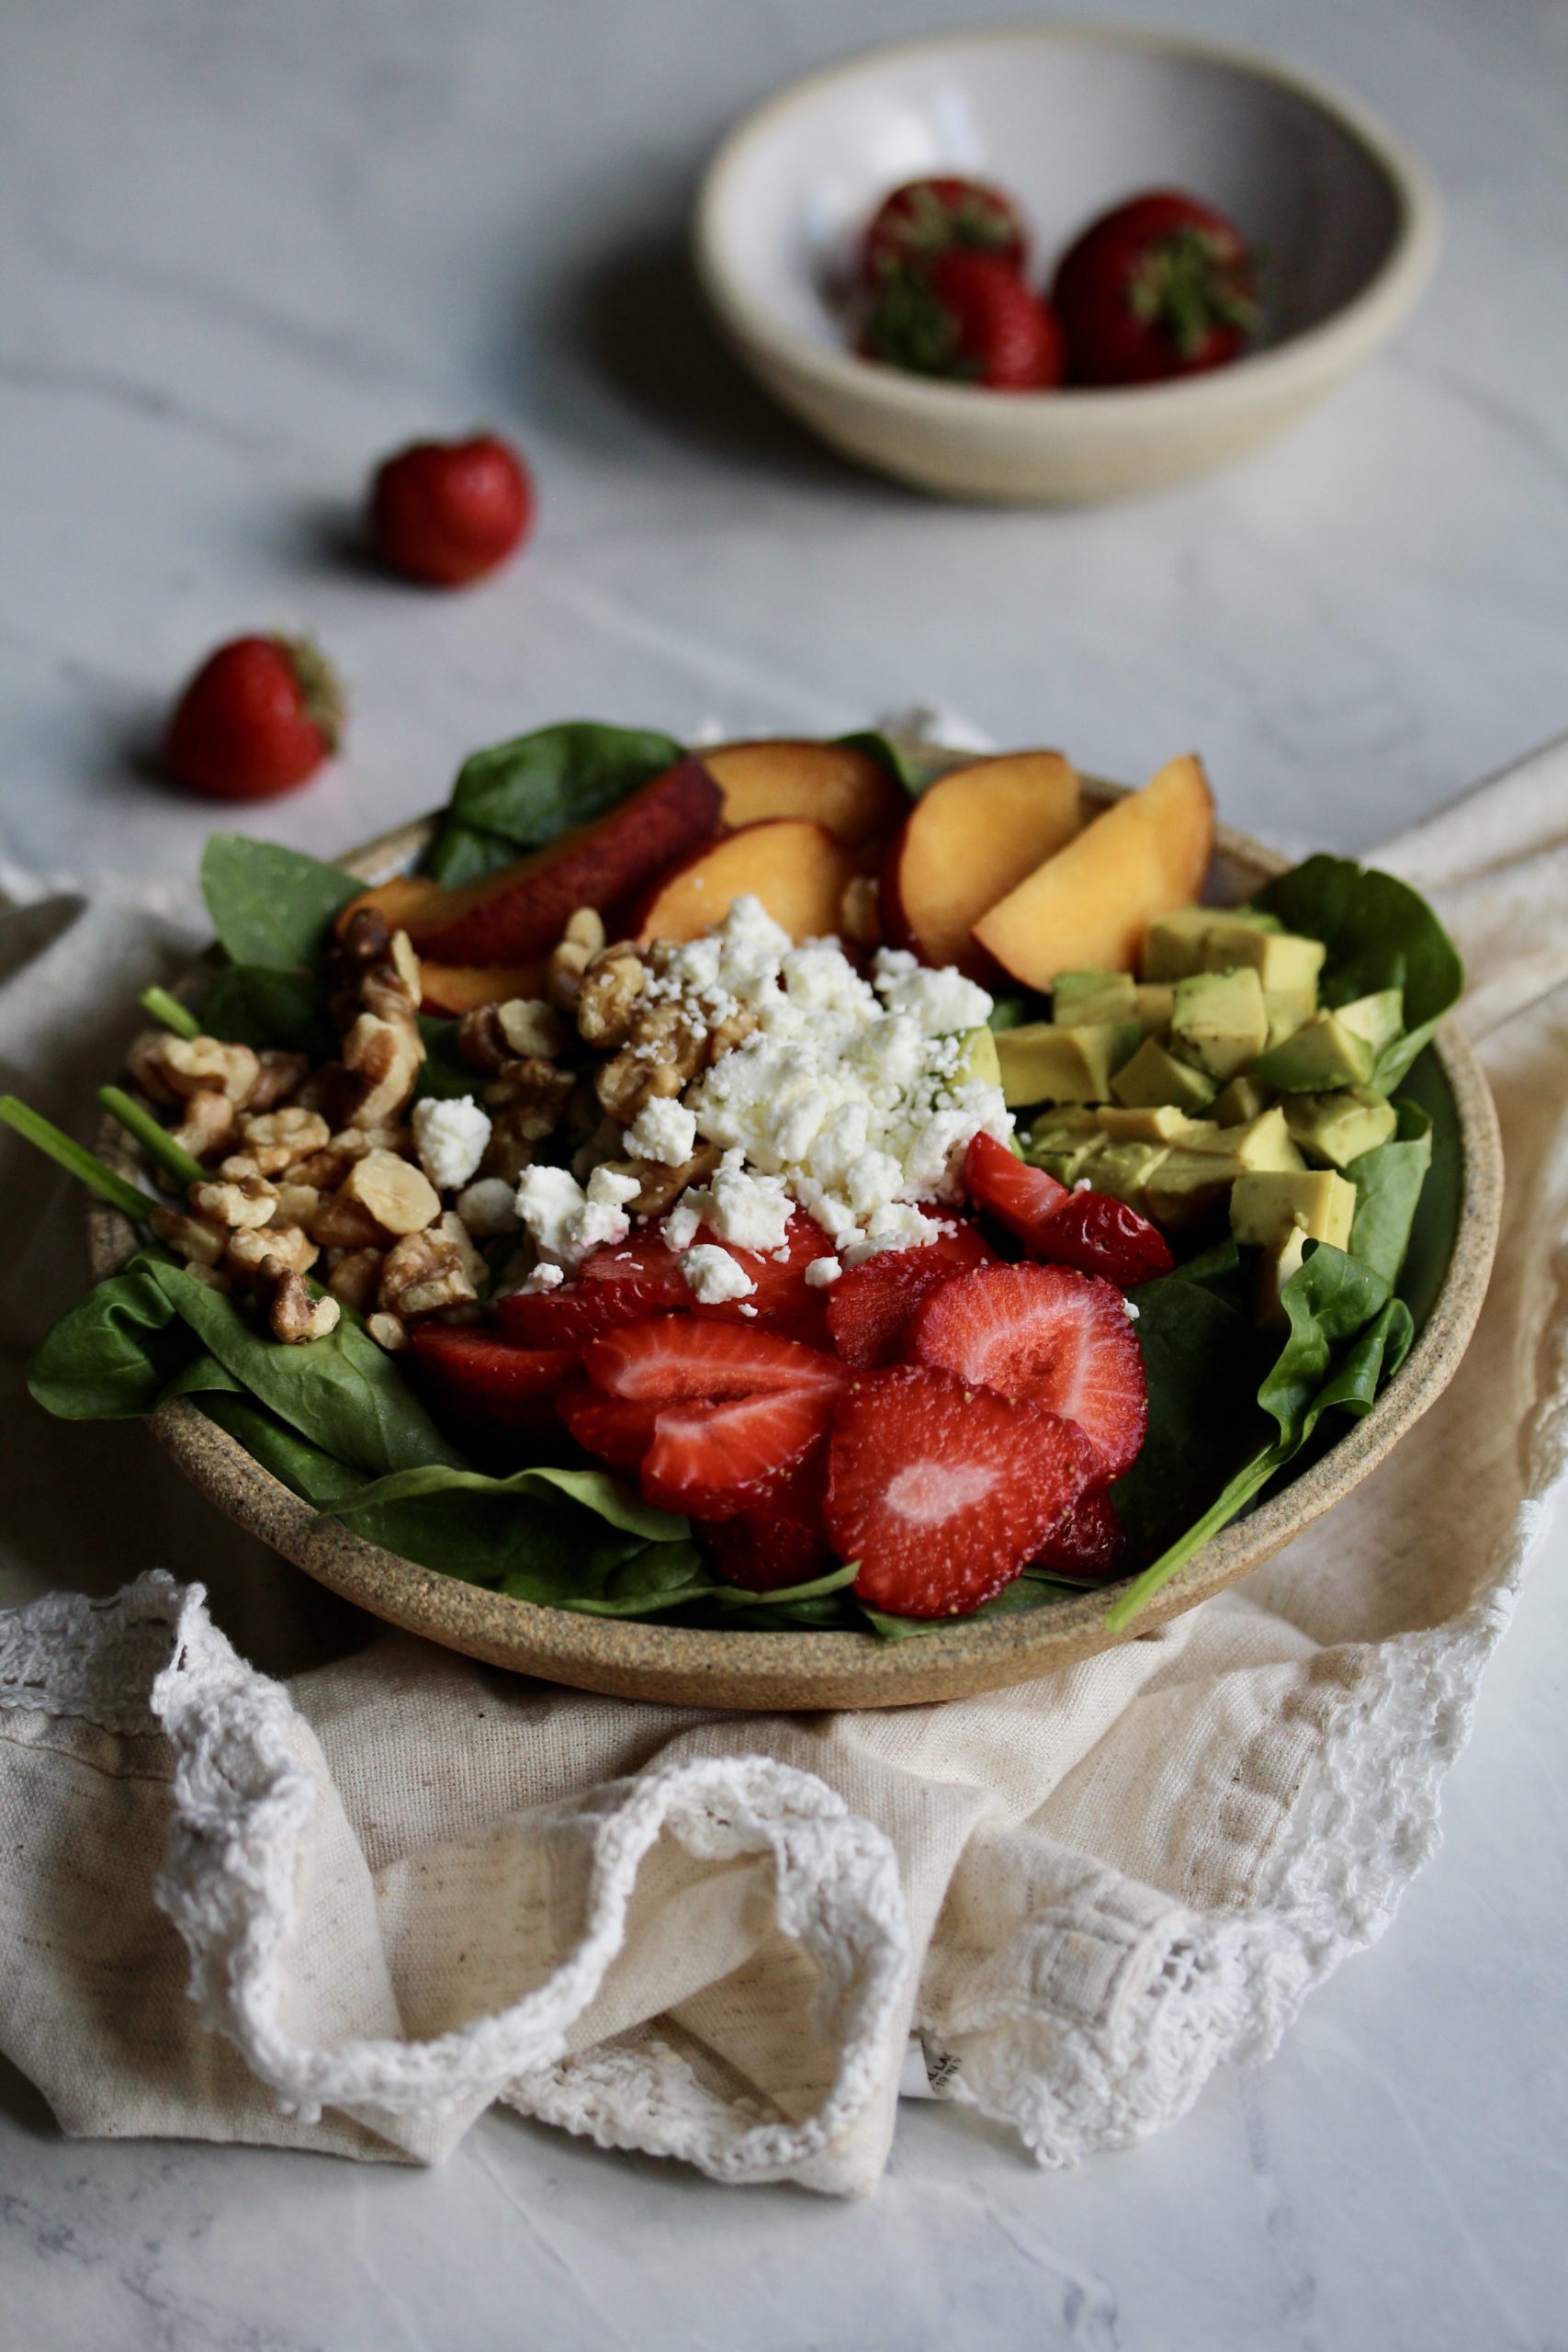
left=1025, top=1112, right=1100, bottom=1185
left=1179, top=1107, right=1305, bottom=1174
left=1253, top=1011, right=1375, bottom=1093
left=1282, top=1089, right=1398, bottom=1170
left=956, top=1024, right=1003, bottom=1091
left=1255, top=1228, right=1309, bottom=1327
left=1143, top=1150, right=1235, bottom=1231
left=1337, top=989, right=1404, bottom=1060
left=1134, top=981, right=1175, bottom=1038
left=1207, top=928, right=1325, bottom=1000
left=996, top=1020, right=1142, bottom=1108
left=1169, top=967, right=1269, bottom=1082
left=1213, top=1074, right=1275, bottom=1126
left=1093, top=1104, right=1213, bottom=1144
left=1263, top=986, right=1317, bottom=1050
left=1111, top=1037, right=1219, bottom=1114
left=1143, top=905, right=1279, bottom=982
left=1052, top=969, right=1137, bottom=1028
left=1230, top=1169, right=1357, bottom=1253
left=1083, top=1138, right=1171, bottom=1208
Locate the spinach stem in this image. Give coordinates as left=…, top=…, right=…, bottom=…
left=97, top=1086, right=205, bottom=1191
left=140, top=985, right=202, bottom=1040
left=1102, top=1442, right=1286, bottom=1631
left=0, top=1093, right=152, bottom=1224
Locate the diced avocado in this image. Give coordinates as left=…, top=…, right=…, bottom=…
left=1143, top=1150, right=1235, bottom=1232
left=1083, top=1138, right=1171, bottom=1207
left=1052, top=969, right=1136, bottom=1027
left=1025, top=1111, right=1100, bottom=1186
left=1134, top=981, right=1175, bottom=1038
left=1230, top=1169, right=1357, bottom=1253
left=1255, top=1228, right=1308, bottom=1327
left=1093, top=1104, right=1213, bottom=1144
left=956, top=1024, right=1003, bottom=1091
left=1178, top=1107, right=1305, bottom=1174
left=1169, top=967, right=1269, bottom=1083
left=1283, top=1088, right=1398, bottom=1170
left=1143, top=905, right=1279, bottom=982
left=1111, top=1037, right=1219, bottom=1114
left=996, top=1020, right=1142, bottom=1108
left=1207, top=928, right=1325, bottom=999
left=1213, top=1074, right=1274, bottom=1126
left=1337, top=989, right=1404, bottom=1061
left=1263, top=986, right=1317, bottom=1050
left=1252, top=1011, right=1375, bottom=1093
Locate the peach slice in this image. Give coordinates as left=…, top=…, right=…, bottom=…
left=336, top=874, right=451, bottom=943
left=701, top=739, right=908, bottom=850
left=417, top=960, right=548, bottom=1018
left=972, top=753, right=1214, bottom=987
left=637, top=819, right=856, bottom=945
left=411, top=757, right=723, bottom=965
left=881, top=751, right=1081, bottom=979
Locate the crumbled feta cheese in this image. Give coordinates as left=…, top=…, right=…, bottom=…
left=514, top=1162, right=640, bottom=1271
left=871, top=950, right=991, bottom=1036
left=521, top=1262, right=565, bottom=1294
left=1123, top=1297, right=1141, bottom=1321
left=803, top=1257, right=842, bottom=1288
left=454, top=1175, right=518, bottom=1238
left=622, top=1094, right=697, bottom=1166
left=662, top=1199, right=702, bottom=1252
left=411, top=1095, right=491, bottom=1193
left=678, top=1148, right=793, bottom=1252
left=680, top=1244, right=755, bottom=1305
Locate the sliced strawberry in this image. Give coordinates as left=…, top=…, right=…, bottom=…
left=1028, top=1190, right=1174, bottom=1287
left=825, top=1220, right=998, bottom=1369
left=705, top=1449, right=832, bottom=1590
left=497, top=1227, right=685, bottom=1346
left=719, top=1212, right=838, bottom=1340
left=1034, top=1487, right=1127, bottom=1581
left=826, top=1364, right=1094, bottom=1618
left=962, top=1130, right=1068, bottom=1250
left=585, top=1315, right=845, bottom=1405
left=642, top=1388, right=838, bottom=1520
left=910, top=1261, right=1147, bottom=1482
left=556, top=1378, right=661, bottom=1472
left=409, top=1325, right=574, bottom=1430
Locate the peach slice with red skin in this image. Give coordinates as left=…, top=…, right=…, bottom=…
left=972, top=753, right=1215, bottom=987
left=700, top=739, right=908, bottom=850
left=637, top=819, right=857, bottom=945
left=416, top=959, right=548, bottom=1018
left=342, top=759, right=722, bottom=967
left=881, top=750, right=1081, bottom=980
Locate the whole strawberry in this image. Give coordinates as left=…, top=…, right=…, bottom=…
left=369, top=433, right=534, bottom=587
left=164, top=635, right=342, bottom=801
left=865, top=251, right=1065, bottom=390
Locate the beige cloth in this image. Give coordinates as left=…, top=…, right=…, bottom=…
left=2, top=741, right=1566, bottom=2198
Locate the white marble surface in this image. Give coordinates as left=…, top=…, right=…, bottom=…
left=3, top=0, right=1567, bottom=2344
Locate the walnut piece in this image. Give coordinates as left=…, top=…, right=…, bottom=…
left=168, top=1090, right=239, bottom=1162
left=547, top=907, right=606, bottom=1011
left=378, top=1226, right=479, bottom=1319
left=594, top=1142, right=721, bottom=1217
left=189, top=1170, right=279, bottom=1231
left=238, top=1107, right=331, bottom=1176
left=839, top=873, right=882, bottom=947
left=330, top=910, right=425, bottom=1128
left=148, top=1206, right=227, bottom=1266
left=243, top=1049, right=311, bottom=1114
left=594, top=1001, right=705, bottom=1123
left=134, top=1034, right=260, bottom=1104
left=575, top=945, right=647, bottom=1048
left=340, top=1148, right=440, bottom=1237
left=366, top=1311, right=408, bottom=1353
left=324, top=1246, right=384, bottom=1316
left=306, top=1190, right=389, bottom=1252
left=270, top=1272, right=340, bottom=1344
left=496, top=997, right=569, bottom=1059
left=226, top=1224, right=319, bottom=1282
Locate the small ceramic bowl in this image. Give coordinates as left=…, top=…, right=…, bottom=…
left=694, top=25, right=1440, bottom=502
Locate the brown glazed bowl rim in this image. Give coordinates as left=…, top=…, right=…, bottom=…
left=88, top=775, right=1503, bottom=1709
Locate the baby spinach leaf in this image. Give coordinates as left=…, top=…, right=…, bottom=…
left=423, top=722, right=685, bottom=886
left=197, top=964, right=336, bottom=1058
left=200, top=835, right=360, bottom=972
left=834, top=729, right=956, bottom=798
left=328, top=1459, right=686, bottom=1544
left=1252, top=854, right=1463, bottom=1092
left=507, top=1541, right=717, bottom=1617
left=1346, top=1101, right=1434, bottom=1289
left=987, top=991, right=1039, bottom=1033
left=414, top=1016, right=479, bottom=1101
left=148, top=1261, right=469, bottom=1476
left=859, top=1567, right=1084, bottom=1643
left=1111, top=1271, right=1269, bottom=1562
left=28, top=1255, right=197, bottom=1419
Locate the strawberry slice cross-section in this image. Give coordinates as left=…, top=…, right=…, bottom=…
left=909, top=1261, right=1147, bottom=1482
left=583, top=1316, right=844, bottom=1404
left=642, top=1390, right=837, bottom=1521
left=409, top=1323, right=575, bottom=1431
left=963, top=1130, right=1172, bottom=1287
left=826, top=1363, right=1095, bottom=1617
left=825, top=1219, right=998, bottom=1369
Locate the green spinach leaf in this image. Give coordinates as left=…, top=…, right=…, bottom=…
left=1252, top=854, right=1463, bottom=1092
left=327, top=1459, right=687, bottom=1545
left=28, top=1256, right=197, bottom=1419
left=414, top=1015, right=479, bottom=1101
left=197, top=964, right=336, bottom=1057
left=423, top=722, right=685, bottom=886
left=1346, top=1101, right=1434, bottom=1288
left=834, top=729, right=956, bottom=798
left=200, top=835, right=360, bottom=971
left=1111, top=1271, right=1269, bottom=1561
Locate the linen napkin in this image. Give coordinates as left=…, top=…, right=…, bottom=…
left=2, top=738, right=1565, bottom=2198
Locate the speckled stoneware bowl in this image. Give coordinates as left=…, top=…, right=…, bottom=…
left=88, top=783, right=1501, bottom=1710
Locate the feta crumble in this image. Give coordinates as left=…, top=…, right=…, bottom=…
left=680, top=1243, right=755, bottom=1305
left=454, top=1175, right=518, bottom=1238
left=622, top=1093, right=697, bottom=1166
left=411, top=1095, right=491, bottom=1193
left=521, top=1262, right=565, bottom=1294
left=514, top=1163, right=641, bottom=1272
left=803, top=1257, right=842, bottom=1288
left=669, top=1148, right=793, bottom=1253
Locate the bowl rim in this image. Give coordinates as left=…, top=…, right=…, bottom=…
left=87, top=775, right=1503, bottom=1711
left=694, top=19, right=1443, bottom=429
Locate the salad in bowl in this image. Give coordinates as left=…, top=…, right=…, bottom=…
left=3, top=721, right=1484, bottom=1675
